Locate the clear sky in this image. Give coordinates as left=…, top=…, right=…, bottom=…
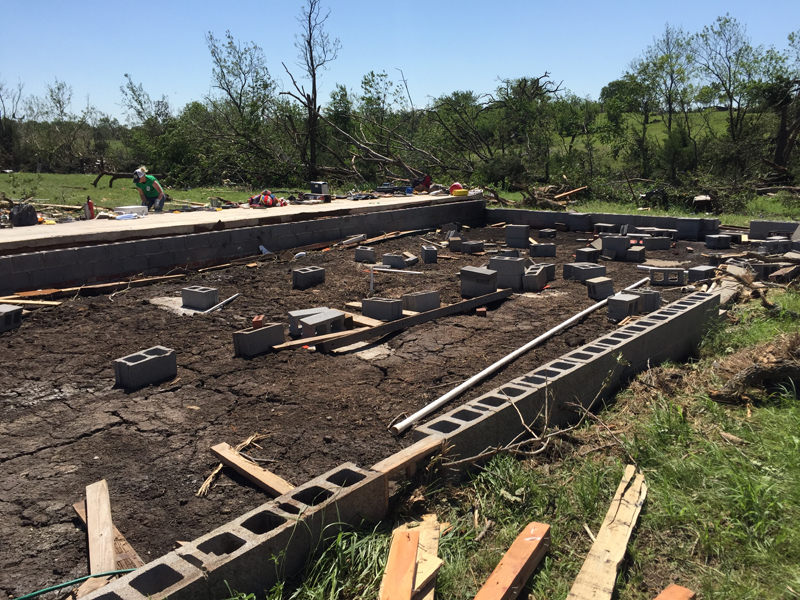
left=2, top=0, right=798, bottom=122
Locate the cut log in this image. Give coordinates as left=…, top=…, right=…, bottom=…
left=85, top=480, right=116, bottom=575
left=210, top=442, right=294, bottom=496
left=653, top=584, right=696, bottom=599
left=473, top=522, right=551, bottom=600
left=380, top=529, right=420, bottom=600
left=566, top=465, right=647, bottom=600
left=318, top=289, right=512, bottom=353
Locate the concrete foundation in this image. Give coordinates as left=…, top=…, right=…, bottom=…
left=181, top=286, right=219, bottom=311
left=292, top=266, right=325, bottom=290
left=233, top=324, right=285, bottom=357
left=114, top=346, right=177, bottom=389
left=362, top=298, right=403, bottom=321
left=0, top=304, right=23, bottom=333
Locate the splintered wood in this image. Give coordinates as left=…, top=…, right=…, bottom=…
left=567, top=465, right=648, bottom=600
left=396, top=515, right=444, bottom=600
left=380, top=529, right=420, bottom=600
left=210, top=442, right=294, bottom=497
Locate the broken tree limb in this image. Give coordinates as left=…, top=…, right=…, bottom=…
left=473, top=522, right=551, bottom=600
left=566, top=465, right=647, bottom=600
left=210, top=442, right=294, bottom=497
left=317, top=289, right=513, bottom=354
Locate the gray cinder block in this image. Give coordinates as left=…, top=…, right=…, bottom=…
left=181, top=286, right=219, bottom=310
left=530, top=243, right=556, bottom=257
left=421, top=245, right=438, bottom=263
left=488, top=256, right=526, bottom=275
left=505, top=224, right=530, bottom=248
left=705, top=234, right=732, bottom=249
left=462, top=240, right=485, bottom=254
left=575, top=247, right=601, bottom=263
left=233, top=324, right=285, bottom=357
left=642, top=236, right=672, bottom=251
left=688, top=265, right=718, bottom=283
left=649, top=267, right=685, bottom=286
left=0, top=304, right=23, bottom=333
left=354, top=246, right=376, bottom=263
left=523, top=267, right=547, bottom=292
left=402, top=291, right=440, bottom=313
left=594, top=223, right=616, bottom=234
left=446, top=234, right=464, bottom=253
left=586, top=277, right=614, bottom=300
left=538, top=228, right=557, bottom=238
left=608, top=293, right=640, bottom=321
left=288, top=307, right=329, bottom=336
left=500, top=248, right=520, bottom=257
left=563, top=263, right=606, bottom=282
left=629, top=289, right=661, bottom=313
left=626, top=246, right=647, bottom=262
left=292, top=266, right=325, bottom=289
left=382, top=254, right=407, bottom=269
left=299, top=309, right=347, bottom=338
left=534, top=263, right=556, bottom=281
left=114, top=346, right=177, bottom=389
left=362, top=298, right=403, bottom=321
left=460, top=266, right=497, bottom=298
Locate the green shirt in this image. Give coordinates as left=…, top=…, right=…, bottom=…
left=134, top=175, right=162, bottom=198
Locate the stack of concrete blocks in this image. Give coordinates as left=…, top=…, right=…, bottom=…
left=446, top=233, right=464, bottom=253
left=402, top=291, right=440, bottom=313
left=114, top=346, right=177, bottom=389
left=462, top=240, right=485, bottom=255
left=299, top=309, right=347, bottom=338
left=292, top=266, right=325, bottom=290
left=233, top=323, right=285, bottom=357
left=626, top=246, right=647, bottom=262
left=629, top=289, right=661, bottom=313
left=460, top=266, right=498, bottom=298
left=688, top=265, right=718, bottom=283
left=362, top=298, right=403, bottom=321
left=586, top=277, right=614, bottom=300
left=575, top=247, right=600, bottom=263
left=181, top=286, right=219, bottom=311
left=354, top=247, right=377, bottom=263
left=705, top=234, right=732, bottom=250
left=649, top=267, right=686, bottom=286
left=505, top=224, right=530, bottom=249
left=563, top=262, right=607, bottom=283
left=410, top=292, right=720, bottom=463
left=601, top=236, right=631, bottom=260
left=749, top=220, right=798, bottom=242
left=761, top=236, right=792, bottom=254
left=382, top=254, right=407, bottom=269
left=421, top=245, right=438, bottom=264
left=530, top=243, right=556, bottom=257
left=752, top=262, right=790, bottom=281
left=488, top=256, right=526, bottom=292
left=0, top=304, right=22, bottom=333
left=523, top=266, right=547, bottom=292
left=607, top=293, right=641, bottom=321
left=288, top=307, right=329, bottom=336
left=538, top=229, right=557, bottom=238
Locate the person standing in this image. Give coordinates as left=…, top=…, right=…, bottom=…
left=133, top=167, right=166, bottom=212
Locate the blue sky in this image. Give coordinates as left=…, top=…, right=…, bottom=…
left=2, top=0, right=798, bottom=122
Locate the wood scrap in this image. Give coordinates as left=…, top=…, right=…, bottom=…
left=372, top=436, right=445, bottom=478
left=272, top=327, right=370, bottom=351
left=653, top=584, right=696, bottom=599
left=10, top=274, right=189, bottom=299
left=473, top=522, right=551, bottom=600
left=553, top=186, right=588, bottom=200
left=379, top=529, right=420, bottom=600
left=72, top=501, right=144, bottom=569
left=85, top=480, right=115, bottom=575
left=196, top=433, right=268, bottom=496
left=566, top=465, right=647, bottom=600
left=210, top=442, right=294, bottom=497
left=0, top=298, right=61, bottom=306
left=364, top=229, right=431, bottom=245
left=345, top=301, right=419, bottom=317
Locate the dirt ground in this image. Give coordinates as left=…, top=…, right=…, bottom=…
left=0, top=226, right=709, bottom=597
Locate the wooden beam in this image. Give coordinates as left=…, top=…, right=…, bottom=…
left=85, top=480, right=116, bottom=575
left=73, top=501, right=144, bottom=569
left=343, top=311, right=384, bottom=328
left=553, top=186, right=588, bottom=200
left=372, top=436, right=444, bottom=478
left=566, top=465, right=647, bottom=600
left=473, top=522, right=551, bottom=600
left=653, top=584, right=696, bottom=600
left=272, top=327, right=371, bottom=351
left=318, top=289, right=512, bottom=353
left=0, top=298, right=61, bottom=306
left=210, top=442, right=294, bottom=496
left=346, top=301, right=419, bottom=318
left=380, top=529, right=420, bottom=600
left=10, top=274, right=189, bottom=299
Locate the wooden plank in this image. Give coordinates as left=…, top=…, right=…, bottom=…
left=85, top=480, right=116, bottom=575
left=318, top=289, right=513, bottom=353
left=73, top=501, right=144, bottom=569
left=396, top=514, right=442, bottom=599
left=380, top=529, right=420, bottom=600
left=372, top=436, right=444, bottom=477
left=653, top=584, right=696, bottom=600
left=345, top=301, right=419, bottom=317
left=344, top=311, right=384, bottom=328
left=473, top=522, right=551, bottom=600
left=210, top=442, right=294, bottom=496
left=0, top=298, right=61, bottom=306
left=272, top=327, right=370, bottom=351
left=566, top=465, right=647, bottom=600
left=553, top=186, right=588, bottom=200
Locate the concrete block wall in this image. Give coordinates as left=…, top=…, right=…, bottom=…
left=0, top=200, right=486, bottom=296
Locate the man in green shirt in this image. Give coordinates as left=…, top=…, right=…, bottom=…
left=133, top=168, right=166, bottom=212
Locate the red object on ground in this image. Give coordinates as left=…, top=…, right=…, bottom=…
left=449, top=182, right=463, bottom=195
left=252, top=315, right=265, bottom=329
left=476, top=307, right=487, bottom=317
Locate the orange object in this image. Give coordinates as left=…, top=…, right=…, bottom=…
left=476, top=307, right=487, bottom=317
left=380, top=530, right=419, bottom=600
left=473, top=522, right=550, bottom=600
left=653, top=584, right=696, bottom=599
left=252, top=315, right=265, bottom=329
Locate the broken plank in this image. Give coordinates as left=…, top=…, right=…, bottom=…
left=397, top=514, right=443, bottom=599
left=85, top=480, right=116, bottom=575
left=74, top=575, right=112, bottom=598
left=653, top=584, right=696, bottom=600
left=380, top=529, right=420, bottom=600
left=473, top=522, right=551, bottom=600
left=210, top=442, right=294, bottom=496
left=372, top=436, right=445, bottom=478
left=553, top=186, right=588, bottom=200
left=318, top=289, right=512, bottom=353
left=566, top=465, right=647, bottom=600
left=73, top=501, right=144, bottom=569
left=272, top=327, right=370, bottom=351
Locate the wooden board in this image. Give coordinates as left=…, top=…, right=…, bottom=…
left=343, top=311, right=384, bottom=328
left=73, top=501, right=144, bottom=569
left=12, top=274, right=189, bottom=299
left=396, top=514, right=443, bottom=599
left=210, top=442, right=294, bottom=496
left=380, top=529, right=420, bottom=600
left=473, top=522, right=551, bottom=600
left=372, top=436, right=444, bottom=478
left=653, top=584, right=696, bottom=600
left=272, top=327, right=371, bottom=351
left=0, top=298, right=61, bottom=306
left=554, top=186, right=588, bottom=200
left=345, top=301, right=419, bottom=317
left=318, top=289, right=513, bottom=353
left=85, top=480, right=116, bottom=575
left=566, top=465, right=647, bottom=600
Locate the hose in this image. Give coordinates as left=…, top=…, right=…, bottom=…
left=14, top=569, right=136, bottom=600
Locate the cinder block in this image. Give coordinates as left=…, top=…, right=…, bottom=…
left=462, top=240, right=485, bottom=254
left=362, top=298, right=403, bottom=321
left=421, top=245, right=438, bottom=263
left=505, top=224, right=530, bottom=249
left=446, top=234, right=464, bottom=253
left=497, top=273, right=524, bottom=292
left=299, top=309, right=347, bottom=338
left=114, top=346, right=177, bottom=389
left=460, top=266, right=497, bottom=298
left=688, top=265, right=718, bottom=282
left=563, top=263, right=606, bottom=282
left=642, top=236, right=672, bottom=250
left=538, top=229, right=557, bottom=238
left=705, top=234, right=732, bottom=249
left=0, top=304, right=23, bottom=333
left=676, top=218, right=702, bottom=240
left=289, top=307, right=330, bottom=335
left=566, top=212, right=593, bottom=231
left=629, top=289, right=661, bottom=313
left=292, top=266, right=325, bottom=289
left=488, top=256, right=526, bottom=275
left=601, top=235, right=631, bottom=260
left=626, top=246, right=647, bottom=262
left=649, top=268, right=685, bottom=286
left=181, top=286, right=219, bottom=310
left=500, top=248, right=520, bottom=257
left=354, top=246, right=376, bottom=263
left=10, top=252, right=46, bottom=273
left=43, top=249, right=79, bottom=270
left=382, top=254, right=406, bottom=269
left=608, top=293, right=640, bottom=321
left=402, top=291, right=440, bottom=313
left=523, top=267, right=547, bottom=292
left=751, top=262, right=789, bottom=281
left=233, top=324, right=285, bottom=357
left=586, top=277, right=614, bottom=300
left=530, top=243, right=556, bottom=257
left=534, top=263, right=556, bottom=281
left=575, top=247, right=600, bottom=263
left=749, top=219, right=798, bottom=240
left=594, top=223, right=616, bottom=234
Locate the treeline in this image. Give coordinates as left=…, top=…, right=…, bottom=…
left=0, top=7, right=798, bottom=194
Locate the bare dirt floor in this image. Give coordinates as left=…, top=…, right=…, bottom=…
left=0, top=226, right=709, bottom=597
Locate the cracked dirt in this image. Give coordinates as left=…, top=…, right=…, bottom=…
left=0, top=226, right=707, bottom=596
